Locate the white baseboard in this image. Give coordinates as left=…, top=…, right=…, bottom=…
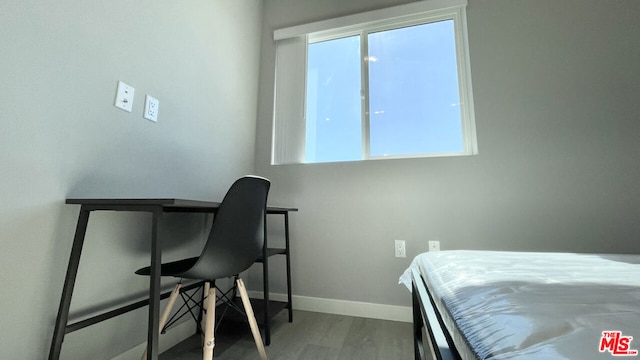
left=110, top=320, right=195, bottom=360
left=248, top=291, right=412, bottom=323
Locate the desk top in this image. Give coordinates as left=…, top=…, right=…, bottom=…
left=66, top=198, right=298, bottom=213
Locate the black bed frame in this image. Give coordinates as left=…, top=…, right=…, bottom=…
left=411, top=268, right=463, bottom=360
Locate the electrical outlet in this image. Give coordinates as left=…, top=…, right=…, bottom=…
left=428, top=240, right=440, bottom=252
left=144, top=94, right=159, bottom=122
left=114, top=81, right=135, bottom=112
left=395, top=240, right=406, bottom=258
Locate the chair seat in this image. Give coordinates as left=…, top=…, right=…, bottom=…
left=134, top=257, right=198, bottom=276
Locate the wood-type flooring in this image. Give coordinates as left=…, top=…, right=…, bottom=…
left=159, top=310, right=413, bottom=360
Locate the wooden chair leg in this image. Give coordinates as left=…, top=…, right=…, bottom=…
left=203, top=284, right=216, bottom=360
left=237, top=278, right=267, bottom=360
left=200, top=282, right=211, bottom=343
left=141, top=283, right=182, bottom=360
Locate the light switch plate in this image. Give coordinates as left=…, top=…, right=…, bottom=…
left=114, top=81, right=135, bottom=112
left=144, top=94, right=159, bottom=122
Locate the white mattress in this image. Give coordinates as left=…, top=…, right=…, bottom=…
left=401, top=250, right=640, bottom=360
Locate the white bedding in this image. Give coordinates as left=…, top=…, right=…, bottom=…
left=401, top=250, right=640, bottom=360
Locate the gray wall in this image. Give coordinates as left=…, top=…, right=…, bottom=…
left=2, top=0, right=640, bottom=358
left=0, top=0, right=263, bottom=358
left=255, top=0, right=640, bottom=308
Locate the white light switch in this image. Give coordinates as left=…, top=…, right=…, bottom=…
left=144, top=95, right=159, bottom=122
left=114, top=81, right=135, bottom=112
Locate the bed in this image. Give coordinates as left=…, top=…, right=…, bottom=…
left=400, top=250, right=640, bottom=360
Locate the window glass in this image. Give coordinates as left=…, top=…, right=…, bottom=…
left=368, top=20, right=463, bottom=157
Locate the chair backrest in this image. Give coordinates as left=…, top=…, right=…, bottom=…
left=180, top=176, right=270, bottom=280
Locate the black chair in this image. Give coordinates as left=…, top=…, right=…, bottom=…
left=135, top=176, right=270, bottom=360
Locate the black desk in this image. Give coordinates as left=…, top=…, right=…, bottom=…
left=49, top=198, right=297, bottom=360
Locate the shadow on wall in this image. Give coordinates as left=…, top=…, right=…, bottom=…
left=65, top=134, right=226, bottom=200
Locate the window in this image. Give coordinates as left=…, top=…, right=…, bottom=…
left=272, top=0, right=476, bottom=164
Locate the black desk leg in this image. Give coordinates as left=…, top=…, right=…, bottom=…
left=263, top=213, right=271, bottom=346
left=147, top=210, right=162, bottom=360
left=284, top=212, right=293, bottom=323
left=49, top=208, right=91, bottom=360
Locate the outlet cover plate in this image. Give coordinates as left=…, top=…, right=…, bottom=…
left=395, top=240, right=406, bottom=258
left=144, top=95, right=159, bottom=122
left=428, top=240, right=440, bottom=252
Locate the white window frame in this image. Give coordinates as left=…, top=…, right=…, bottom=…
left=272, top=0, right=477, bottom=165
